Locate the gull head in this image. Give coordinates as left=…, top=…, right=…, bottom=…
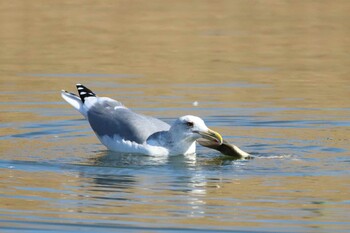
left=170, top=115, right=223, bottom=145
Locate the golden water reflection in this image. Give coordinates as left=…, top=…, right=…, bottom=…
left=1, top=166, right=349, bottom=230
left=1, top=0, right=349, bottom=231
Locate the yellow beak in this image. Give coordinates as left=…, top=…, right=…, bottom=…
left=197, top=128, right=223, bottom=145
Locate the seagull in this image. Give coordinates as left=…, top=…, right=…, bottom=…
left=61, top=84, right=223, bottom=156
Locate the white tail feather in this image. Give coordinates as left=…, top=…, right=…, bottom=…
left=61, top=90, right=87, bottom=118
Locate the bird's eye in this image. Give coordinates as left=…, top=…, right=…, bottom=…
left=186, top=121, right=194, bottom=127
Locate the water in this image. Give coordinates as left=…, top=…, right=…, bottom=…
left=1, top=1, right=350, bottom=232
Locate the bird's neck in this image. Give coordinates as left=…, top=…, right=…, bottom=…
left=147, top=131, right=197, bottom=155
left=169, top=140, right=196, bottom=155
left=167, top=133, right=197, bottom=155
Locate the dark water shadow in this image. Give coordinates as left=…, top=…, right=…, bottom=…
left=86, top=148, right=261, bottom=169
left=87, top=150, right=169, bottom=167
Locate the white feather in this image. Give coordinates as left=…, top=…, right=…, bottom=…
left=98, top=134, right=169, bottom=156
left=61, top=90, right=87, bottom=118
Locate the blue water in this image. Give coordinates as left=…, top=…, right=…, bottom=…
left=1, top=77, right=349, bottom=232
left=1, top=0, right=350, bottom=231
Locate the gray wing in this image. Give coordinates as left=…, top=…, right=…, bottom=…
left=87, top=98, right=170, bottom=144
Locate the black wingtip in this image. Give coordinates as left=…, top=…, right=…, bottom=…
left=76, top=84, right=96, bottom=103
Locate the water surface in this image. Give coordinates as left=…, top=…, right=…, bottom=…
left=1, top=1, right=349, bottom=232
